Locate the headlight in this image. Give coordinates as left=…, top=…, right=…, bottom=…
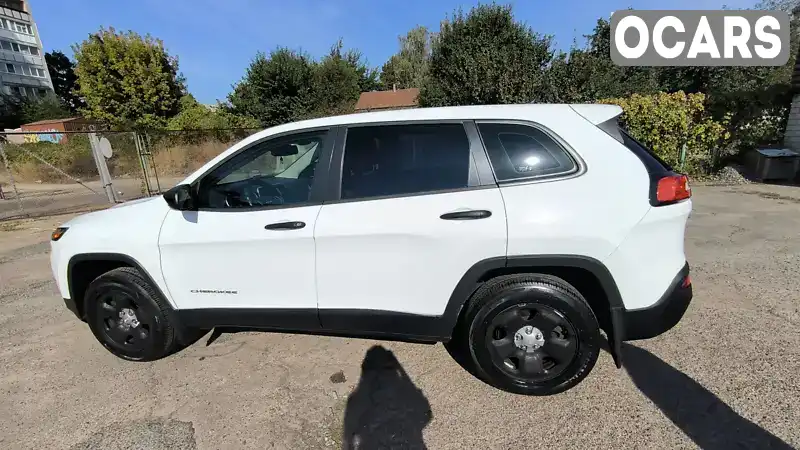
left=51, top=227, right=68, bottom=241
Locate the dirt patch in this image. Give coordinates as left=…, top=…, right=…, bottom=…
left=69, top=419, right=197, bottom=450
left=733, top=190, right=800, bottom=204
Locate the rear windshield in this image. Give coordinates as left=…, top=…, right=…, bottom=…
left=597, top=118, right=673, bottom=173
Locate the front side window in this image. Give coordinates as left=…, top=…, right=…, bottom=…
left=197, top=130, right=327, bottom=209
left=478, top=123, right=577, bottom=181
left=341, top=123, right=471, bottom=200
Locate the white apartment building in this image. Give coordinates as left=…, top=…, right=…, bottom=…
left=0, top=0, right=52, bottom=98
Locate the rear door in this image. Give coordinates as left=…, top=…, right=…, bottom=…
left=313, top=121, right=507, bottom=333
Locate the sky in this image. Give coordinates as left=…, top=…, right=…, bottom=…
left=32, top=0, right=757, bottom=104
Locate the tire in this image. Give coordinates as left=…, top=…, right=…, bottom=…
left=446, top=273, right=601, bottom=396
left=84, top=267, right=179, bottom=361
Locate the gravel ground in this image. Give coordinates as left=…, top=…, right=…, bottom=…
left=1, top=184, right=799, bottom=449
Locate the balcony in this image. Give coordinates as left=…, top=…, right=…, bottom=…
left=0, top=48, right=41, bottom=65
left=0, top=27, right=34, bottom=45
left=0, top=73, right=50, bottom=88
left=0, top=4, right=29, bottom=23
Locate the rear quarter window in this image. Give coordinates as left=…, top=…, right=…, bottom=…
left=477, top=123, right=578, bottom=182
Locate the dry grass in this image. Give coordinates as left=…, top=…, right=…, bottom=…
left=152, top=141, right=232, bottom=177
left=12, top=160, right=89, bottom=183
left=4, top=139, right=237, bottom=184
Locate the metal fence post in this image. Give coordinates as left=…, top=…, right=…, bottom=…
left=134, top=132, right=153, bottom=195
left=0, top=142, right=25, bottom=218
left=144, top=132, right=162, bottom=193
left=88, top=132, right=117, bottom=204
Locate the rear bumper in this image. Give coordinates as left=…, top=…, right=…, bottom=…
left=619, top=263, right=692, bottom=340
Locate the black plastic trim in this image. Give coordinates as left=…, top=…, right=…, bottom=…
left=67, top=253, right=689, bottom=358
left=178, top=308, right=445, bottom=343
left=619, top=263, right=692, bottom=341
left=505, top=255, right=625, bottom=307
left=67, top=253, right=177, bottom=316
left=63, top=297, right=80, bottom=319
left=178, top=308, right=322, bottom=331
left=463, top=120, right=497, bottom=186
left=440, top=210, right=492, bottom=220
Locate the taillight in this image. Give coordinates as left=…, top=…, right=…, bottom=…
left=656, top=175, right=691, bottom=205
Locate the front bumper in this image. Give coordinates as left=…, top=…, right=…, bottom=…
left=619, top=263, right=692, bottom=341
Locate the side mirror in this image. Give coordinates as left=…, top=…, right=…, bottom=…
left=163, top=184, right=196, bottom=211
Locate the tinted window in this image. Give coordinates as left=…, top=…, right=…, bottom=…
left=341, top=123, right=471, bottom=200
left=478, top=123, right=577, bottom=181
left=198, top=130, right=327, bottom=209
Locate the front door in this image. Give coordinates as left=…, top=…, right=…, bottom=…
left=313, top=122, right=507, bottom=334
left=159, top=129, right=333, bottom=318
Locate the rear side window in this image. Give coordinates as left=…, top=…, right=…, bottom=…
left=341, top=123, right=471, bottom=200
left=597, top=118, right=673, bottom=173
left=477, top=123, right=577, bottom=181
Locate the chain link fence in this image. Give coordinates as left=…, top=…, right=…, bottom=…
left=0, top=127, right=260, bottom=221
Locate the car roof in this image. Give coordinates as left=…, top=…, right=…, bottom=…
left=255, top=103, right=621, bottom=137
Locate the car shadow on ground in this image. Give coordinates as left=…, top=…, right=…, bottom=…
left=341, top=345, right=432, bottom=450
left=619, top=343, right=793, bottom=450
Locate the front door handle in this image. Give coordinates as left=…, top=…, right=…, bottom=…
left=265, top=221, right=306, bottom=230
left=440, top=210, right=492, bottom=220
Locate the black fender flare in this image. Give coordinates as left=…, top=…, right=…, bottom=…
left=67, top=253, right=189, bottom=340
left=441, top=255, right=625, bottom=368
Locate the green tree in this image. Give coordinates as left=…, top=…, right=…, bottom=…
left=167, top=94, right=260, bottom=144
left=419, top=4, right=555, bottom=107
left=546, top=19, right=661, bottom=103
left=45, top=50, right=85, bottom=112
left=227, top=48, right=315, bottom=127
left=310, top=40, right=366, bottom=116
left=338, top=43, right=381, bottom=93
left=19, top=94, right=73, bottom=123
left=72, top=27, right=186, bottom=129
left=380, top=26, right=433, bottom=90
left=0, top=94, right=26, bottom=129
left=169, top=95, right=259, bottom=130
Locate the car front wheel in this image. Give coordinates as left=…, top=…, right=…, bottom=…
left=447, top=273, right=601, bottom=395
left=84, top=267, right=179, bottom=361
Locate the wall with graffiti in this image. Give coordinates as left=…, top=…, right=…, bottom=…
left=23, top=129, right=64, bottom=144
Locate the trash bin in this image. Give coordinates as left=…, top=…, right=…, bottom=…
left=746, top=148, right=800, bottom=181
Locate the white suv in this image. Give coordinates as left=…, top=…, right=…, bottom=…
left=50, top=104, right=693, bottom=396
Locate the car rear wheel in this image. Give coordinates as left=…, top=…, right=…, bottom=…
left=446, top=273, right=601, bottom=395
left=84, top=267, right=178, bottom=361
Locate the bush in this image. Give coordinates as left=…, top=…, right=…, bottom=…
left=167, top=101, right=260, bottom=145
left=600, top=91, right=731, bottom=176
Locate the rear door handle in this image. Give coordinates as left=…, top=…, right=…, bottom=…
left=440, top=210, right=492, bottom=220
left=265, top=221, right=306, bottom=230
